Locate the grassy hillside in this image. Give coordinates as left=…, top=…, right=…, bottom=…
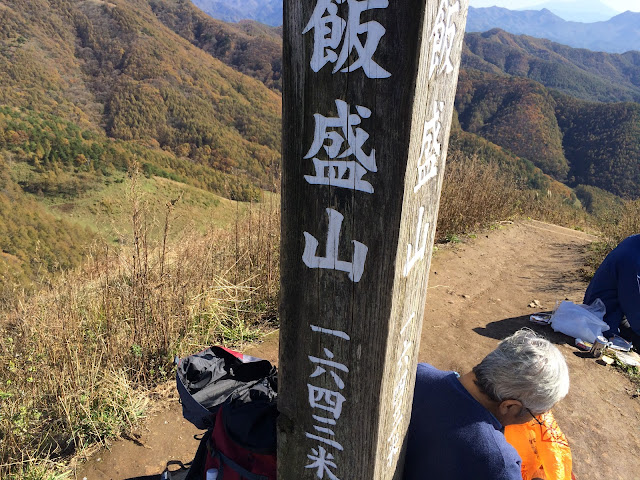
left=0, top=152, right=95, bottom=305
left=449, top=126, right=553, bottom=192
left=573, top=184, right=625, bottom=219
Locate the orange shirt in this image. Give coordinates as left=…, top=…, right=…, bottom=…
left=504, top=411, right=574, bottom=480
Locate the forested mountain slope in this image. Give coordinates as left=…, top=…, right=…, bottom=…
left=456, top=70, right=567, bottom=180
left=0, top=0, right=281, bottom=190
left=463, top=29, right=640, bottom=103
left=555, top=96, right=640, bottom=198
left=455, top=69, right=640, bottom=197
left=149, top=0, right=282, bottom=91
left=0, top=0, right=283, bottom=293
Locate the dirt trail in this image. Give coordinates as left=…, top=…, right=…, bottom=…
left=75, top=219, right=640, bottom=480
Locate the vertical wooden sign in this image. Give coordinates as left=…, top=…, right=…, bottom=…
left=279, top=1, right=469, bottom=478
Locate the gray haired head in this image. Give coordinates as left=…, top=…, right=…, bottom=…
left=473, top=329, right=570, bottom=414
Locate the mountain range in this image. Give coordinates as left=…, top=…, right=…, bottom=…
left=187, top=0, right=640, bottom=55
left=191, top=0, right=282, bottom=27
left=463, top=29, right=640, bottom=103
left=520, top=0, right=620, bottom=23
left=467, top=7, right=640, bottom=53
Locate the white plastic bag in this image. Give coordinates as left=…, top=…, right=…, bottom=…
left=550, top=299, right=608, bottom=343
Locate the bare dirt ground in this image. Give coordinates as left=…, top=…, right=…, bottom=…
left=75, top=219, right=640, bottom=480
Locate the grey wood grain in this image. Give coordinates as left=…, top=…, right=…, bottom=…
left=279, top=1, right=469, bottom=478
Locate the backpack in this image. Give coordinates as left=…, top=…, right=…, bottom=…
left=166, top=346, right=278, bottom=480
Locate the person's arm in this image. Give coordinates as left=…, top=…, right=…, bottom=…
left=502, top=460, right=525, bottom=480
left=616, top=259, right=640, bottom=335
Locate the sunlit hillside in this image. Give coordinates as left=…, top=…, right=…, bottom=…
left=0, top=0, right=282, bottom=292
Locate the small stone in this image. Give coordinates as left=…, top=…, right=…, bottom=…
left=599, top=356, right=615, bottom=366
left=528, top=299, right=542, bottom=308
left=462, top=294, right=470, bottom=299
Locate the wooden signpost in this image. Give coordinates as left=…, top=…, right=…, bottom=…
left=279, top=1, right=469, bottom=478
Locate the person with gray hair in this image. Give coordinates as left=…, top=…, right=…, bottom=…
left=403, top=329, right=570, bottom=480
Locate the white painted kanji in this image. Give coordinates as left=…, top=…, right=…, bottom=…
left=403, top=207, right=430, bottom=277
left=311, top=325, right=351, bottom=341
left=308, top=384, right=346, bottom=422
left=306, top=446, right=341, bottom=480
left=428, top=0, right=461, bottom=80
left=309, top=347, right=349, bottom=390
left=303, top=208, right=368, bottom=282
left=304, top=326, right=350, bottom=473
left=386, top=313, right=416, bottom=466
left=305, top=100, right=377, bottom=193
left=414, top=100, right=444, bottom=193
left=305, top=426, right=344, bottom=451
left=303, top=0, right=391, bottom=78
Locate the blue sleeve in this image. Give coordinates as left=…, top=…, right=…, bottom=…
left=501, top=454, right=524, bottom=480
left=617, top=258, right=640, bottom=334
left=585, top=235, right=640, bottom=336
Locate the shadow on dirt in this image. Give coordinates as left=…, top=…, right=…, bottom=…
left=125, top=461, right=190, bottom=480
left=473, top=313, right=575, bottom=347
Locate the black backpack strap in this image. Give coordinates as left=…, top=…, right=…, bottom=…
left=212, top=449, right=269, bottom=480
left=182, top=431, right=211, bottom=480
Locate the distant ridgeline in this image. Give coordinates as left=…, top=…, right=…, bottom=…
left=186, top=1, right=640, bottom=53
left=466, top=6, right=640, bottom=54
left=191, top=0, right=283, bottom=27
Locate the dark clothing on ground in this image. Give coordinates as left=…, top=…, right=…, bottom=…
left=403, top=363, right=522, bottom=480
left=584, top=234, right=640, bottom=342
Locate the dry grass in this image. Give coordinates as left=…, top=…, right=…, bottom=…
left=0, top=171, right=280, bottom=478
left=438, top=153, right=598, bottom=243
left=436, top=153, right=523, bottom=241
left=582, top=198, right=640, bottom=279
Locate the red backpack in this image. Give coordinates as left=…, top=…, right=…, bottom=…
left=203, top=406, right=276, bottom=479
left=168, top=346, right=277, bottom=480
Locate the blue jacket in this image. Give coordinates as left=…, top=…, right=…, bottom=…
left=584, top=234, right=640, bottom=337
left=403, top=364, right=522, bottom=480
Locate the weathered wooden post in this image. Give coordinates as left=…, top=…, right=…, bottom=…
left=279, top=0, right=469, bottom=478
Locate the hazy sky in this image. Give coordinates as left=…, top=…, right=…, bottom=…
left=469, top=0, right=640, bottom=12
